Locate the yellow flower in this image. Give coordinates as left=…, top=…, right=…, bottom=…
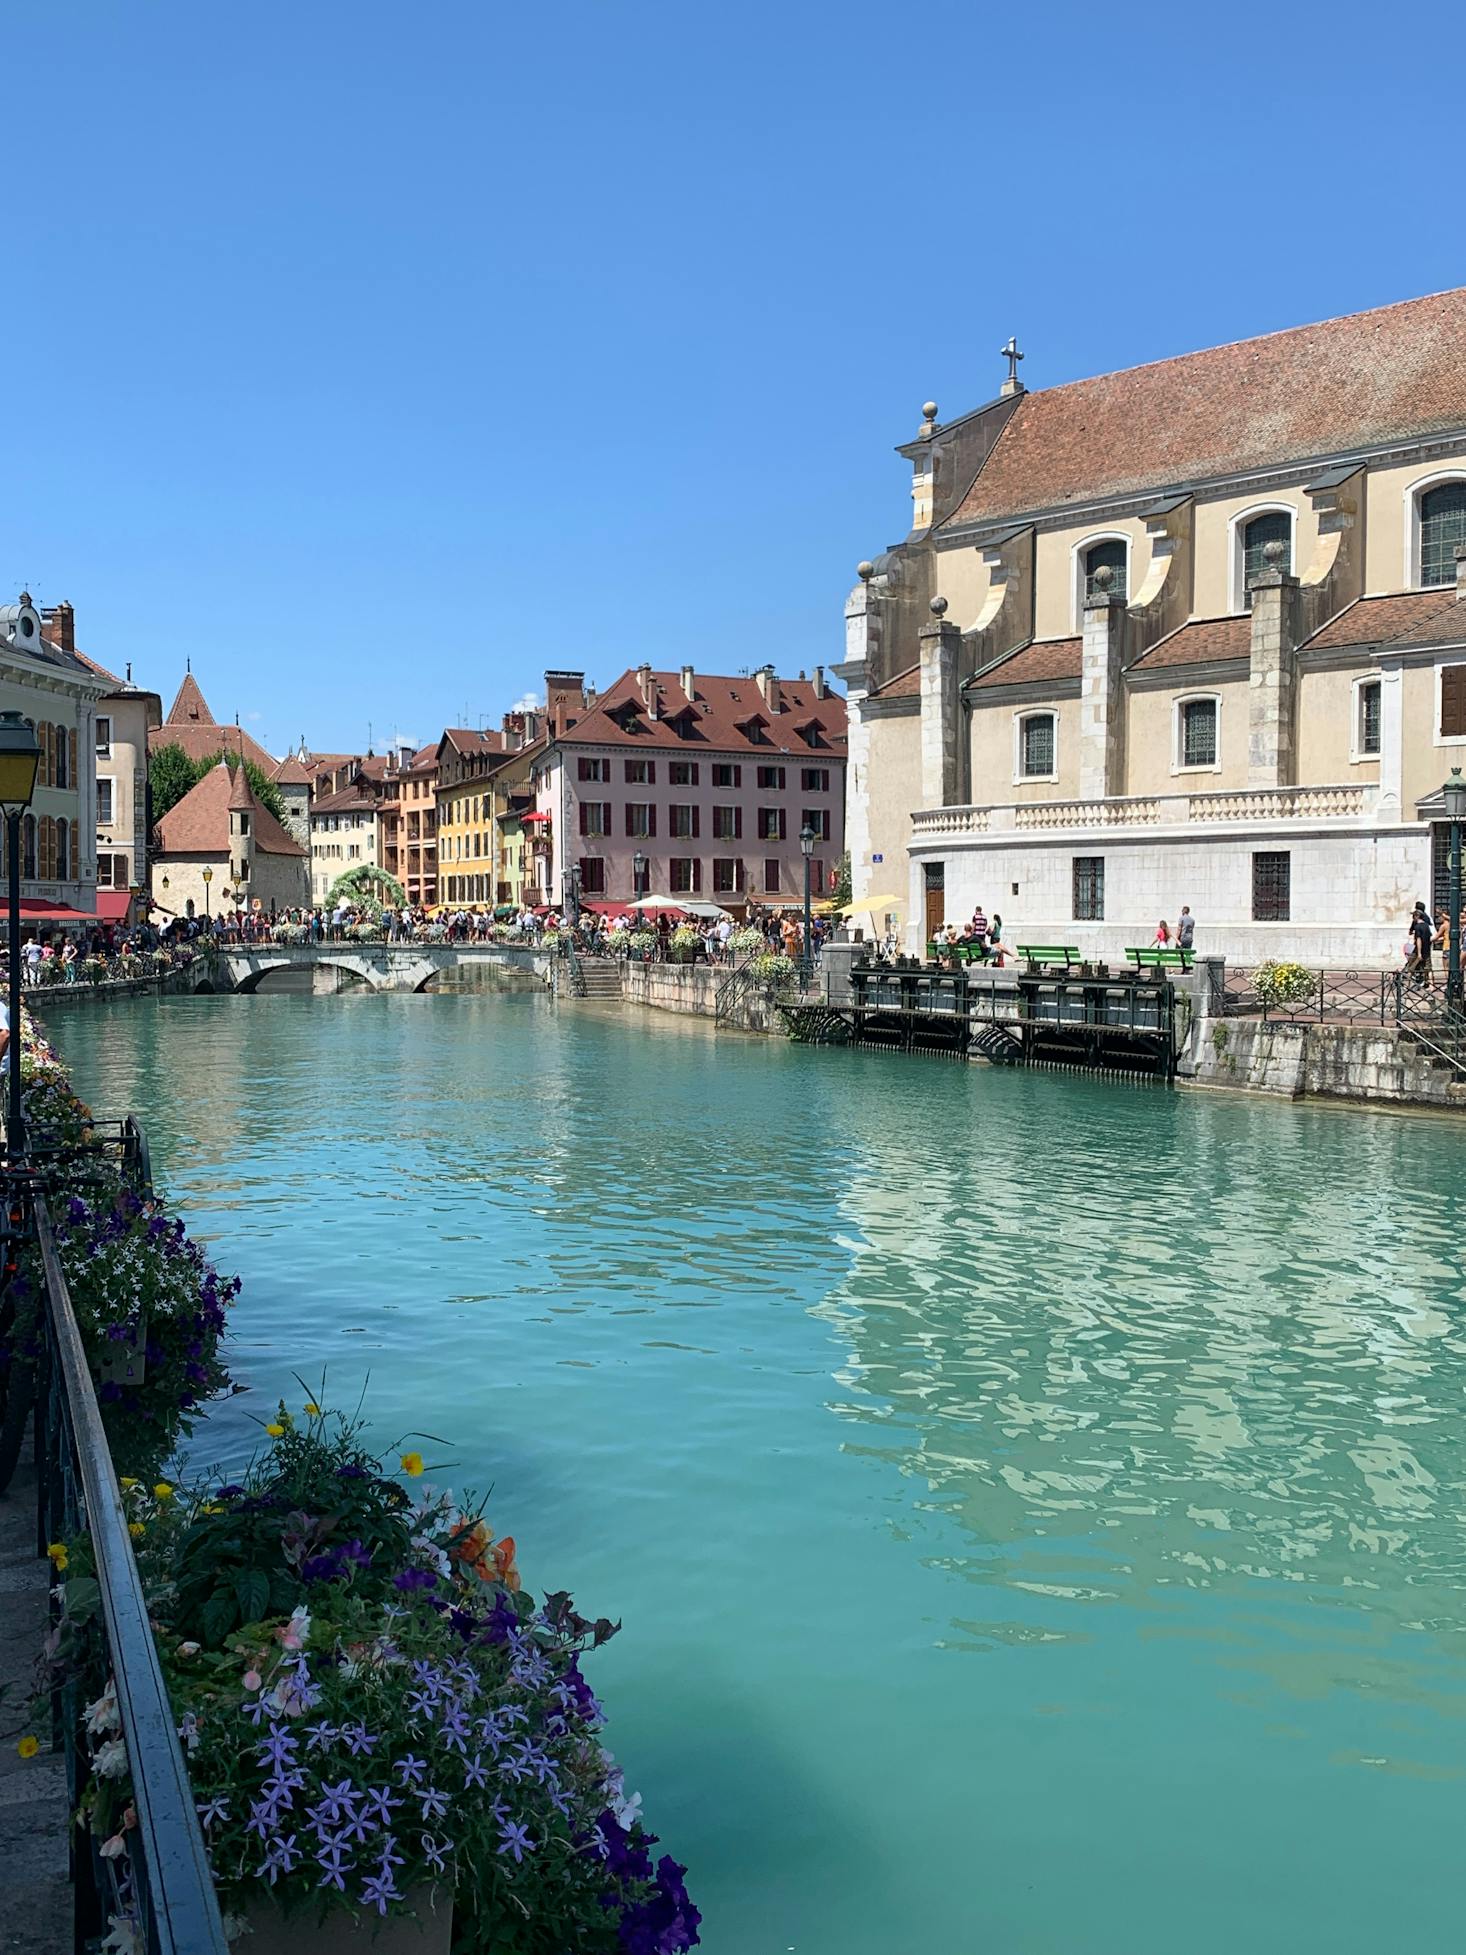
left=303, top=1401, right=321, bottom=1417
left=201, top=1503, right=222, bottom=1516
left=399, top=1451, right=425, bottom=1478
left=265, top=1424, right=285, bottom=1438
left=17, top=1735, right=39, bottom=1759
left=128, top=1522, right=146, bottom=1540
left=152, top=1483, right=173, bottom=1502
left=46, top=1542, right=69, bottom=1570
left=119, top=1477, right=139, bottom=1490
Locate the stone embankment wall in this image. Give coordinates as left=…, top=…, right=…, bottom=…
left=616, top=961, right=789, bottom=1035
left=1184, top=1017, right=1466, bottom=1108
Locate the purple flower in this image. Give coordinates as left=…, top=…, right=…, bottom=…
left=358, top=1867, right=402, bottom=1915
left=255, top=1725, right=299, bottom=1772
left=462, top=1753, right=488, bottom=1791
left=303, top=1720, right=340, bottom=1753
left=362, top=1785, right=402, bottom=1827
left=417, top=1785, right=450, bottom=1822
left=393, top=1568, right=437, bottom=1593
left=497, top=1818, right=534, bottom=1864
left=394, top=1754, right=427, bottom=1787
left=195, top=1794, right=231, bottom=1830
left=420, top=1833, right=449, bottom=1875
left=310, top=1779, right=360, bottom=1826
left=341, top=1723, right=378, bottom=1758
left=257, top=1832, right=302, bottom=1885
left=315, top=1836, right=355, bottom=1892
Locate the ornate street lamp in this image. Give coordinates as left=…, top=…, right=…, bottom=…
left=799, top=822, right=816, bottom=991
left=201, top=865, right=213, bottom=928
left=633, top=849, right=647, bottom=902
left=0, top=713, right=41, bottom=1157
left=1444, top=767, right=1465, bottom=1009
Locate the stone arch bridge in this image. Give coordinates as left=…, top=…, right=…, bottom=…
left=190, top=942, right=553, bottom=995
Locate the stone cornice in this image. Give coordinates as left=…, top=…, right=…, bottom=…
left=1122, top=656, right=1248, bottom=692
left=860, top=695, right=920, bottom=720
left=964, top=678, right=1082, bottom=709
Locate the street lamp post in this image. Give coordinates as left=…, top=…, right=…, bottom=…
left=201, top=865, right=213, bottom=928
left=799, top=822, right=816, bottom=992
left=1445, top=767, right=1466, bottom=1010
left=633, top=850, right=646, bottom=902
left=0, top=714, right=41, bottom=1159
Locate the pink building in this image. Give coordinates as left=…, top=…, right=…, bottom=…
left=530, top=664, right=847, bottom=910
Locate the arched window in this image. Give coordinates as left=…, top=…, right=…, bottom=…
left=56, top=819, right=69, bottom=881
left=1083, top=537, right=1128, bottom=604
left=1420, top=482, right=1466, bottom=589
left=1241, top=510, right=1293, bottom=608
left=22, top=814, right=35, bottom=881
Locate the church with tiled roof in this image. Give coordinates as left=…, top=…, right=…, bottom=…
left=841, top=287, right=1466, bottom=963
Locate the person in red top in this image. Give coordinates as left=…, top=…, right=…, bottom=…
left=1154, top=920, right=1172, bottom=947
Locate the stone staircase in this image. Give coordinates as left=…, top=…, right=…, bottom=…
left=0, top=1434, right=70, bottom=1955
left=1399, top=1015, right=1466, bottom=1090
left=574, top=956, right=624, bottom=999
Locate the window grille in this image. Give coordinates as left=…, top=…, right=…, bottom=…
left=1252, top=851, right=1291, bottom=921
left=1072, top=856, right=1104, bottom=921
left=1181, top=699, right=1217, bottom=768
left=1020, top=716, right=1055, bottom=777
left=1421, top=483, right=1466, bottom=589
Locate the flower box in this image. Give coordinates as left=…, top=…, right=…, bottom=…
left=240, top=1887, right=452, bottom=1954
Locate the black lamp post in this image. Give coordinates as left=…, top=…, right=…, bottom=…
left=799, top=822, right=816, bottom=991
left=0, top=713, right=41, bottom=1159
left=633, top=850, right=646, bottom=902
left=201, top=865, right=213, bottom=928
left=1445, top=767, right=1466, bottom=1009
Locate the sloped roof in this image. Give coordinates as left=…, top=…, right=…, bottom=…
left=969, top=638, right=1082, bottom=689
left=944, top=288, right=1466, bottom=528
left=269, top=754, right=313, bottom=786
left=166, top=673, right=215, bottom=725
left=556, top=670, right=848, bottom=753
left=155, top=761, right=305, bottom=858
left=148, top=718, right=277, bottom=773
left=1383, top=594, right=1466, bottom=652
left=310, top=782, right=380, bottom=816
left=1132, top=615, right=1251, bottom=668
left=866, top=663, right=920, bottom=700
left=1300, top=590, right=1459, bottom=652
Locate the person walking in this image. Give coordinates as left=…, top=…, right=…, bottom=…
left=1176, top=906, right=1195, bottom=951
left=1407, top=901, right=1435, bottom=989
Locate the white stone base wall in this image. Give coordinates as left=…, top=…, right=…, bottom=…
left=908, top=823, right=1436, bottom=968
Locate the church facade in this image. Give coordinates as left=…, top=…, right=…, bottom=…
left=839, top=290, right=1466, bottom=964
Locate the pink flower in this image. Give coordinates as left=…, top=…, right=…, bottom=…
left=242, top=1669, right=262, bottom=1692
left=274, top=1606, right=311, bottom=1652
left=100, top=1833, right=126, bottom=1859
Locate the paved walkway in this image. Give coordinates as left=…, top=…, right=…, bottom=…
left=0, top=1436, right=69, bottom=1955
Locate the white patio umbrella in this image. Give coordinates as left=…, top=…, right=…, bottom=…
left=627, top=895, right=690, bottom=912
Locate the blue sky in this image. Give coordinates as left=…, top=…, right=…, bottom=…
left=4, top=0, right=1458, bottom=755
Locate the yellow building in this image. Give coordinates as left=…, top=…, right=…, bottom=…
left=842, top=288, right=1466, bottom=964
left=435, top=718, right=547, bottom=908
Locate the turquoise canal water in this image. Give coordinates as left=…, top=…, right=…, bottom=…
left=56, top=990, right=1466, bottom=1953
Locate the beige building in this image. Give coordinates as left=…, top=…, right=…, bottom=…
left=842, top=289, right=1466, bottom=963
left=152, top=759, right=308, bottom=920
left=310, top=778, right=382, bottom=905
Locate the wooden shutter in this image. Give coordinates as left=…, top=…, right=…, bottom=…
left=691, top=805, right=700, bottom=838
left=693, top=858, right=702, bottom=891
left=603, top=802, right=612, bottom=834
left=733, top=765, right=741, bottom=788
left=734, top=808, right=743, bottom=839
left=624, top=805, right=635, bottom=837
left=1443, top=665, right=1466, bottom=738
left=69, top=728, right=77, bottom=785
left=778, top=809, right=788, bottom=841
left=646, top=761, right=656, bottom=785
left=647, top=805, right=656, bottom=837
left=579, top=804, right=591, bottom=835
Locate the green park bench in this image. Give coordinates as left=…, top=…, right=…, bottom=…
left=1126, top=946, right=1194, bottom=974
left=1017, top=944, right=1083, bottom=973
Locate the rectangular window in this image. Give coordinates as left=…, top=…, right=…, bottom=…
left=669, top=804, right=699, bottom=838
left=625, top=803, right=654, bottom=838
left=669, top=858, right=701, bottom=893
left=712, top=805, right=740, bottom=840
left=578, top=757, right=609, bottom=783
left=1252, top=851, right=1291, bottom=922
left=669, top=761, right=699, bottom=786
left=1358, top=680, right=1382, bottom=757
left=625, top=759, right=655, bottom=784
left=712, top=764, right=741, bottom=788
left=759, top=807, right=786, bottom=842
left=95, top=716, right=112, bottom=758
left=96, top=777, right=115, bottom=825
left=801, top=808, right=831, bottom=842
left=764, top=858, right=781, bottom=892
left=1072, top=855, right=1105, bottom=921
left=1442, top=665, right=1466, bottom=739
left=756, top=765, right=786, bottom=789
left=578, top=857, right=606, bottom=894
left=1181, top=698, right=1218, bottom=768
left=712, top=859, right=742, bottom=893
left=801, top=767, right=830, bottom=792
left=579, top=802, right=611, bottom=837
left=1020, top=715, right=1055, bottom=778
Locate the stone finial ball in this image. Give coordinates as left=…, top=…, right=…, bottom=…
left=922, top=401, right=938, bottom=421
left=1263, top=539, right=1287, bottom=565
left=857, top=560, right=874, bottom=581
left=930, top=595, right=949, bottom=617
left=1092, top=565, right=1114, bottom=592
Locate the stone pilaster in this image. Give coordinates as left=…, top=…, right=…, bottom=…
left=919, top=598, right=963, bottom=809
left=1247, top=545, right=1302, bottom=789
left=1079, top=571, right=1127, bottom=801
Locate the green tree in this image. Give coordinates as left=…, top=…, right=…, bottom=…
left=831, top=851, right=852, bottom=908
left=149, top=742, right=207, bottom=824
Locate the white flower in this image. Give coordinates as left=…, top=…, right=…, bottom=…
left=100, top=1915, right=142, bottom=1953
left=99, top=1833, right=127, bottom=1860
left=613, top=1790, right=643, bottom=1831
left=85, top=1681, right=120, bottom=1736
left=93, top=1738, right=129, bottom=1779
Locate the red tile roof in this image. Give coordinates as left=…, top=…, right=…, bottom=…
left=269, top=754, right=314, bottom=786
left=1300, top=590, right=1459, bottom=651
left=1132, top=615, right=1251, bottom=668
left=166, top=673, right=215, bottom=725
left=944, top=288, right=1466, bottom=527
left=1385, top=596, right=1466, bottom=650
left=969, top=638, right=1082, bottom=689
left=866, top=663, right=920, bottom=700
left=310, top=783, right=380, bottom=816
left=557, top=669, right=847, bottom=754
left=154, top=761, right=305, bottom=857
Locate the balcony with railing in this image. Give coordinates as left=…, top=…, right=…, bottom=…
left=910, top=782, right=1375, bottom=844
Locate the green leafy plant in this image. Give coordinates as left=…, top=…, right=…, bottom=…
left=1253, top=960, right=1316, bottom=1011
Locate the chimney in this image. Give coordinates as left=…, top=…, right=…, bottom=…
left=754, top=664, right=776, bottom=706
left=680, top=663, right=694, bottom=700
left=812, top=665, right=826, bottom=699
left=43, top=602, right=75, bottom=653
left=636, top=663, right=654, bottom=706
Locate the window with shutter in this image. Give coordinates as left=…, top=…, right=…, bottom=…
left=1442, top=665, right=1466, bottom=739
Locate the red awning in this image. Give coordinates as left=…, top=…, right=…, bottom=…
left=583, top=901, right=633, bottom=918
left=19, top=899, right=96, bottom=921
left=95, top=893, right=132, bottom=923
left=521, top=811, right=550, bottom=824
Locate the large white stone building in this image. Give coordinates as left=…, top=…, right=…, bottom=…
left=840, top=290, right=1466, bottom=965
